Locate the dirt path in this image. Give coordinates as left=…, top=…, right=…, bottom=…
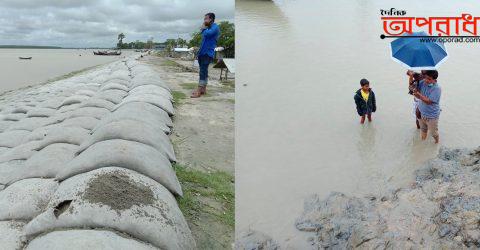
left=142, top=55, right=235, bottom=249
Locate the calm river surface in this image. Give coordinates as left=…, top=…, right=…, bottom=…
left=0, top=49, right=133, bottom=94
left=236, top=0, right=480, bottom=247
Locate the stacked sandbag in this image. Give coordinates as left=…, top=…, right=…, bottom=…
left=0, top=57, right=194, bottom=249
left=25, top=230, right=158, bottom=250
left=0, top=221, right=25, bottom=249
left=26, top=167, right=194, bottom=249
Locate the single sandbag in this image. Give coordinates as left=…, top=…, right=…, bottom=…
left=0, top=221, right=26, bottom=250
left=104, top=70, right=131, bottom=82
left=56, top=139, right=181, bottom=196
left=34, top=126, right=89, bottom=150
left=130, top=78, right=170, bottom=92
left=25, top=124, right=61, bottom=142
left=116, top=94, right=174, bottom=116
left=0, top=178, right=58, bottom=220
left=7, top=117, right=59, bottom=132
left=0, top=130, right=30, bottom=147
left=77, top=120, right=176, bottom=161
left=94, top=89, right=128, bottom=104
left=129, top=85, right=172, bottom=100
left=79, top=98, right=116, bottom=111
left=0, top=141, right=40, bottom=163
left=100, top=82, right=130, bottom=92
left=59, top=95, right=90, bottom=108
left=26, top=107, right=56, bottom=118
left=3, top=113, right=26, bottom=121
left=11, top=106, right=29, bottom=114
left=104, top=78, right=130, bottom=86
left=0, top=160, right=27, bottom=185
left=25, top=230, right=158, bottom=250
left=67, top=106, right=110, bottom=120
left=38, top=98, right=63, bottom=109
left=57, top=102, right=82, bottom=113
left=60, top=116, right=99, bottom=130
left=93, top=102, right=172, bottom=133
left=28, top=167, right=194, bottom=249
left=0, top=120, right=15, bottom=132
left=1, top=143, right=77, bottom=186
left=75, top=89, right=96, bottom=97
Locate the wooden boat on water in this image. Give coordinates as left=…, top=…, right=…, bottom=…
left=19, top=57, right=32, bottom=60
left=93, top=50, right=121, bottom=56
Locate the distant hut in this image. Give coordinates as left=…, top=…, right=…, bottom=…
left=172, top=47, right=193, bottom=59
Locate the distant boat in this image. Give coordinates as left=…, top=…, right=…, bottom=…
left=19, top=57, right=32, bottom=60
left=93, top=50, right=121, bottom=56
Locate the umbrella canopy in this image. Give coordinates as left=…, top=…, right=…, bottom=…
left=390, top=31, right=448, bottom=70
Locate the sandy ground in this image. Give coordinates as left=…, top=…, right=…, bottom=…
left=143, top=56, right=234, bottom=174
left=142, top=55, right=235, bottom=249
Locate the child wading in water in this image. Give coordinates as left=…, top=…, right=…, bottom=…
left=354, top=78, right=376, bottom=124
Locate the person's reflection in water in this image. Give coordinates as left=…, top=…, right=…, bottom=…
left=355, top=123, right=383, bottom=192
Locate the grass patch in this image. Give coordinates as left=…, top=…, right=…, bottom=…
left=172, top=91, right=187, bottom=105
left=180, top=82, right=198, bottom=90
left=162, top=59, right=182, bottom=67
left=174, top=163, right=235, bottom=228
left=221, top=80, right=235, bottom=88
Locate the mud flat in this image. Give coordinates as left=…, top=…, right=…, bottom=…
left=295, top=146, right=480, bottom=249
left=0, top=55, right=195, bottom=249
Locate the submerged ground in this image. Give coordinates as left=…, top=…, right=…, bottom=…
left=236, top=146, right=480, bottom=249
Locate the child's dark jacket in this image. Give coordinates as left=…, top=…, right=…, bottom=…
left=354, top=88, right=376, bottom=116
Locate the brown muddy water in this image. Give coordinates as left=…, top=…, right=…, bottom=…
left=236, top=0, right=480, bottom=247
left=0, top=49, right=132, bottom=94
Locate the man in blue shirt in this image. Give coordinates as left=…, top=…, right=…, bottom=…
left=191, top=12, right=220, bottom=98
left=412, top=70, right=441, bottom=143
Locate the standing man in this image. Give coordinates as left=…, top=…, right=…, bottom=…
left=412, top=70, right=441, bottom=143
left=191, top=12, right=220, bottom=98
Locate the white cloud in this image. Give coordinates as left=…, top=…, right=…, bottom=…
left=0, top=0, right=234, bottom=47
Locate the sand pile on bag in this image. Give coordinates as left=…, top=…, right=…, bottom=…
left=0, top=57, right=194, bottom=249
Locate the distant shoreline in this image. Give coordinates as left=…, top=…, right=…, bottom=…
left=0, top=45, right=62, bottom=49
left=0, top=45, right=113, bottom=49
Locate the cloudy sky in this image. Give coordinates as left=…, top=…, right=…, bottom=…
left=0, top=0, right=234, bottom=47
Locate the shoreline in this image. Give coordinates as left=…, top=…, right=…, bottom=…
left=237, top=145, right=480, bottom=248
left=0, top=63, right=107, bottom=97
left=0, top=49, right=129, bottom=95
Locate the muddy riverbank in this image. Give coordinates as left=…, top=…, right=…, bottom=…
left=294, top=146, right=480, bottom=249
left=236, top=146, right=480, bottom=249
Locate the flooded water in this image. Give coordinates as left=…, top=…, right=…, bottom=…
left=236, top=0, right=480, bottom=247
left=0, top=49, right=133, bottom=94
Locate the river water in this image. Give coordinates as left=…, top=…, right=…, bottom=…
left=0, top=49, right=133, bottom=94
left=236, top=0, right=480, bottom=247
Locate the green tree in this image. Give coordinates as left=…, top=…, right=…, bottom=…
left=176, top=38, right=187, bottom=47
left=188, top=32, right=202, bottom=48
left=217, top=21, right=235, bottom=57
left=146, top=37, right=154, bottom=49
left=188, top=21, right=235, bottom=57
left=117, top=33, right=125, bottom=49
left=165, top=38, right=177, bottom=52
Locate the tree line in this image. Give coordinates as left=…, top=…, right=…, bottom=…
left=115, top=21, right=234, bottom=57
